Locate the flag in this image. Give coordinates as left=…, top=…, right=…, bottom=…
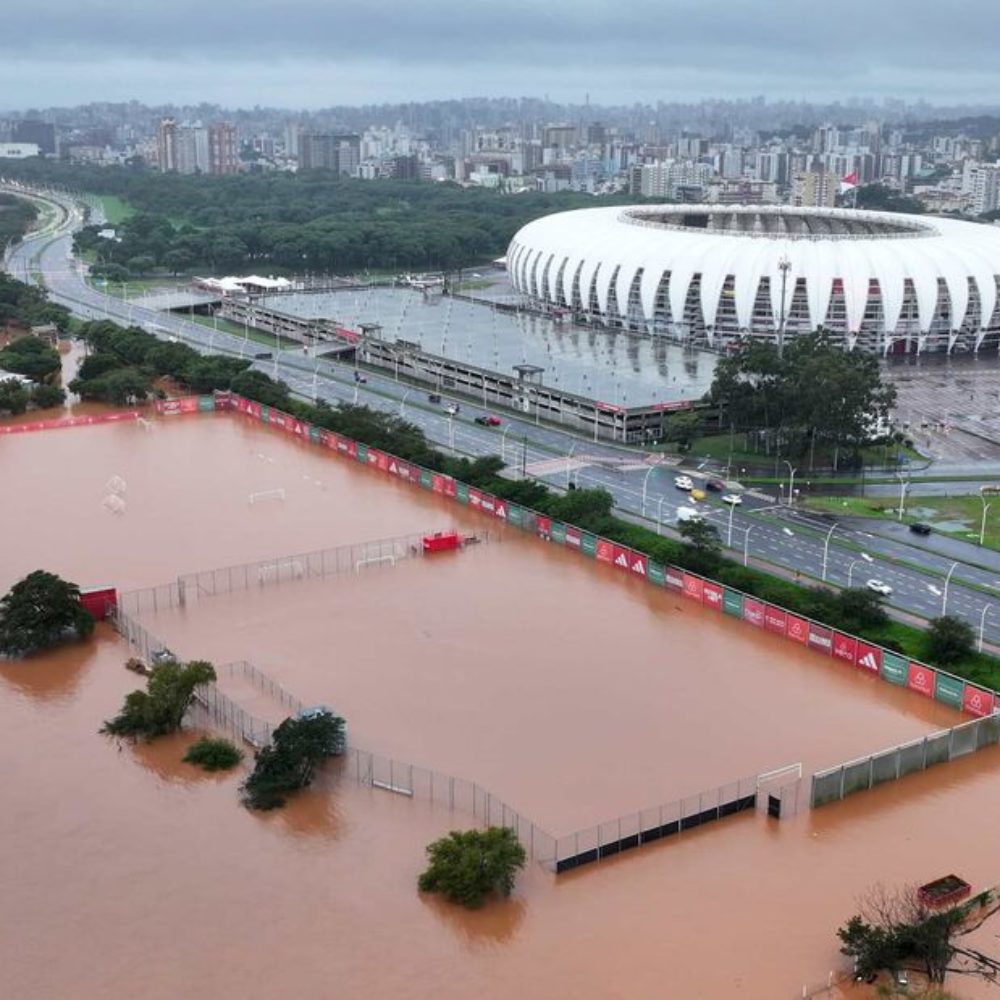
left=840, top=171, right=859, bottom=194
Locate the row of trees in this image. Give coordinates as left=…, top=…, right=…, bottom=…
left=707, top=332, right=898, bottom=469
left=0, top=273, right=71, bottom=333
left=0, top=192, right=37, bottom=249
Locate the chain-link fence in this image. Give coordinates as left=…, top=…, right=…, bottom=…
left=552, top=774, right=759, bottom=873
left=811, top=712, right=1000, bottom=807
left=221, top=660, right=304, bottom=716
left=117, top=529, right=489, bottom=617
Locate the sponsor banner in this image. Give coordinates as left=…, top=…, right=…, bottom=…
left=213, top=391, right=233, bottom=411
left=722, top=588, right=743, bottom=617
left=880, top=652, right=909, bottom=685
left=934, top=672, right=965, bottom=709
left=682, top=573, right=704, bottom=601
left=269, top=410, right=288, bottom=431
left=963, top=684, right=995, bottom=717
left=702, top=580, right=723, bottom=610
left=786, top=614, right=809, bottom=644
left=507, top=504, right=523, bottom=527
left=325, top=432, right=340, bottom=451
left=355, top=442, right=368, bottom=463
left=595, top=538, right=614, bottom=564
left=367, top=448, right=387, bottom=471
left=564, top=525, right=581, bottom=549
left=455, top=482, right=469, bottom=505
left=764, top=606, right=787, bottom=635
left=907, top=662, right=936, bottom=698
left=443, top=477, right=456, bottom=498
left=807, top=623, right=833, bottom=655
left=648, top=561, right=666, bottom=587
left=419, top=469, right=433, bottom=490
left=493, top=498, right=508, bottom=521
left=468, top=487, right=483, bottom=509
left=396, top=461, right=413, bottom=481
left=479, top=493, right=497, bottom=515
left=246, top=400, right=261, bottom=420
left=155, top=399, right=182, bottom=416
left=612, top=545, right=631, bottom=571
left=630, top=551, right=648, bottom=579
left=259, top=405, right=271, bottom=424
left=550, top=521, right=567, bottom=545
left=431, top=473, right=446, bottom=495
left=832, top=632, right=857, bottom=664
left=665, top=567, right=684, bottom=591
left=0, top=411, right=141, bottom=434
left=231, top=395, right=250, bottom=414
left=742, top=598, right=765, bottom=627
left=318, top=428, right=332, bottom=448
left=198, top=395, right=216, bottom=412
left=855, top=642, right=882, bottom=674
left=581, top=533, right=597, bottom=558
left=536, top=515, right=552, bottom=539
left=308, top=426, right=321, bottom=444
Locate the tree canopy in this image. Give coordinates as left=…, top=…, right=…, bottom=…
left=707, top=332, right=897, bottom=468
left=0, top=273, right=71, bottom=332
left=241, top=710, right=346, bottom=810
left=102, top=659, right=217, bottom=739
left=0, top=571, right=95, bottom=656
left=418, top=826, right=526, bottom=908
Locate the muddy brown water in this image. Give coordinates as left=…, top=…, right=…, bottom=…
left=2, top=415, right=999, bottom=1000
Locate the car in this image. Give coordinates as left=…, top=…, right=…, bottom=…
left=676, top=506, right=704, bottom=523
left=444, top=404, right=459, bottom=416
left=253, top=351, right=272, bottom=360
left=427, top=393, right=442, bottom=404
left=706, top=479, right=725, bottom=492
left=910, top=522, right=932, bottom=536
left=674, top=475, right=694, bottom=490
left=721, top=493, right=743, bottom=505
left=689, top=488, right=707, bottom=502
left=474, top=414, right=501, bottom=426
left=894, top=969, right=909, bottom=987
left=866, top=579, right=893, bottom=596
left=353, top=371, right=367, bottom=383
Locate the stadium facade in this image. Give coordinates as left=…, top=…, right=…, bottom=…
left=507, top=206, right=1000, bottom=355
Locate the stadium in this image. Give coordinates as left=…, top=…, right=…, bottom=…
left=507, top=205, right=1000, bottom=355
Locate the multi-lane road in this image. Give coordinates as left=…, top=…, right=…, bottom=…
left=8, top=184, right=1000, bottom=646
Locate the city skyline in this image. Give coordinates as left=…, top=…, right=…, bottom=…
left=4, top=0, right=1000, bottom=109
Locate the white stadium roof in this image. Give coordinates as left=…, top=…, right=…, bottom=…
left=507, top=205, right=1000, bottom=353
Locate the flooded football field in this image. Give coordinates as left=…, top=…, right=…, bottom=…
left=2, top=413, right=1000, bottom=1000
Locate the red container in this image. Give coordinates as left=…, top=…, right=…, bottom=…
left=422, top=531, right=461, bottom=554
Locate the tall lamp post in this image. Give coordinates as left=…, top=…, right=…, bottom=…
left=847, top=553, right=874, bottom=587
left=979, top=487, right=995, bottom=546
left=777, top=256, right=791, bottom=357
left=783, top=460, right=797, bottom=507
left=895, top=471, right=910, bottom=522
left=941, top=561, right=959, bottom=616
left=980, top=603, right=995, bottom=653
left=641, top=464, right=656, bottom=516
left=821, top=523, right=838, bottom=581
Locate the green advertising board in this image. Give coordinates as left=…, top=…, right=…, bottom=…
left=198, top=395, right=215, bottom=412
left=259, top=405, right=271, bottom=424
left=880, top=652, right=908, bottom=686
left=309, top=426, right=321, bottom=444
left=507, top=504, right=523, bottom=527
left=648, top=561, right=666, bottom=587
left=455, top=482, right=469, bottom=505
left=722, top=589, right=743, bottom=617
left=419, top=469, right=433, bottom=490
left=581, top=532, right=597, bottom=558
left=934, top=672, right=964, bottom=709
left=355, top=442, right=368, bottom=463
left=550, top=521, right=566, bottom=545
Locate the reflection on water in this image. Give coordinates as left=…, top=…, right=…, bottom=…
left=422, top=891, right=527, bottom=948
left=0, top=627, right=101, bottom=703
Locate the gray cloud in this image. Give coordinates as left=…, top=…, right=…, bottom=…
left=3, top=0, right=1000, bottom=108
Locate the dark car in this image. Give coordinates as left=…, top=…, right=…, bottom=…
left=253, top=352, right=272, bottom=360
left=353, top=371, right=367, bottom=383
left=428, top=393, right=442, bottom=404
left=706, top=479, right=725, bottom=492
left=910, top=522, right=932, bottom=536
left=475, top=414, right=502, bottom=426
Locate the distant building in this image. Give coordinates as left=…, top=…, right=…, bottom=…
left=156, top=119, right=178, bottom=171
left=12, top=119, right=55, bottom=155
left=208, top=123, right=239, bottom=175
left=0, top=143, right=40, bottom=159
left=791, top=170, right=838, bottom=208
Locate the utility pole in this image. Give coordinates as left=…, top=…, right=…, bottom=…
left=521, top=435, right=528, bottom=479
left=777, top=256, right=791, bottom=358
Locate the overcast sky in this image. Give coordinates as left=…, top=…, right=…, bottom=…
left=3, top=0, right=1000, bottom=111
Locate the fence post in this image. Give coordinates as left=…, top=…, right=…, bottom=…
left=838, top=765, right=845, bottom=800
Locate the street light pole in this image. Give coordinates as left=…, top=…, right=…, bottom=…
left=743, top=524, right=755, bottom=567
left=846, top=552, right=873, bottom=587
left=641, top=465, right=656, bottom=516
left=777, top=256, right=791, bottom=357
left=942, top=561, right=959, bottom=616
left=979, top=490, right=993, bottom=546
left=821, top=523, right=838, bottom=581
left=896, top=472, right=909, bottom=522
left=783, top=460, right=797, bottom=507
left=399, top=388, right=412, bottom=417
left=980, top=603, right=995, bottom=653
left=501, top=424, right=512, bottom=464
left=657, top=495, right=666, bottom=535
left=727, top=500, right=737, bottom=547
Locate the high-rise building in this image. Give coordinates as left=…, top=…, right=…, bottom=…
left=299, top=133, right=337, bottom=171
left=791, top=170, right=838, bottom=208
left=333, top=134, right=361, bottom=176
left=13, top=119, right=55, bottom=155
left=175, top=125, right=209, bottom=174
left=208, top=123, right=239, bottom=175
left=156, top=118, right=178, bottom=172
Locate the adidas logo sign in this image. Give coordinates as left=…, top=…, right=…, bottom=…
left=615, top=553, right=628, bottom=568
left=859, top=652, right=878, bottom=671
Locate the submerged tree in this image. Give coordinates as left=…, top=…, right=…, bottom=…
left=102, top=659, right=216, bottom=739
left=418, top=827, right=526, bottom=909
left=241, top=710, right=346, bottom=810
left=0, top=570, right=95, bottom=656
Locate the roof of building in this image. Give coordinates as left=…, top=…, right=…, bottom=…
left=508, top=205, right=1000, bottom=333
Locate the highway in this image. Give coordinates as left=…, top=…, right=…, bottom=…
left=8, top=184, right=1000, bottom=647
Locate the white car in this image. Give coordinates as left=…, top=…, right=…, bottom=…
left=676, top=506, right=704, bottom=523
left=444, top=404, right=459, bottom=416
left=721, top=493, right=743, bottom=505
left=674, top=475, right=694, bottom=490
left=866, top=579, right=893, bottom=596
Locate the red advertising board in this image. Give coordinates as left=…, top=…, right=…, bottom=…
left=213, top=392, right=233, bottom=410
left=480, top=493, right=496, bottom=514
left=665, top=567, right=684, bottom=591
left=742, top=598, right=765, bottom=627
left=246, top=400, right=261, bottom=420
left=396, top=461, right=412, bottom=481
left=595, top=538, right=614, bottom=563
left=786, top=614, right=809, bottom=644
left=702, top=580, right=723, bottom=610
left=855, top=642, right=882, bottom=674
left=907, top=662, right=936, bottom=698
left=682, top=573, right=704, bottom=601
left=564, top=524, right=581, bottom=549
left=269, top=410, right=288, bottom=430
left=629, top=551, right=648, bottom=579
left=963, top=684, right=995, bottom=717
left=807, top=623, right=833, bottom=655
left=432, top=474, right=445, bottom=495
left=537, top=515, right=552, bottom=539
left=468, top=487, right=483, bottom=508
left=368, top=448, right=387, bottom=471
left=443, top=477, right=456, bottom=498
left=764, top=606, right=787, bottom=634
left=832, top=632, right=857, bottom=664
left=612, top=545, right=631, bottom=571
left=493, top=498, right=508, bottom=521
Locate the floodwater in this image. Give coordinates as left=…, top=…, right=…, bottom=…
left=3, top=413, right=1000, bottom=1000
left=260, top=286, right=718, bottom=406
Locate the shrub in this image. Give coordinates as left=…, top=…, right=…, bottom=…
left=184, top=736, right=243, bottom=771
left=418, top=826, right=526, bottom=908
